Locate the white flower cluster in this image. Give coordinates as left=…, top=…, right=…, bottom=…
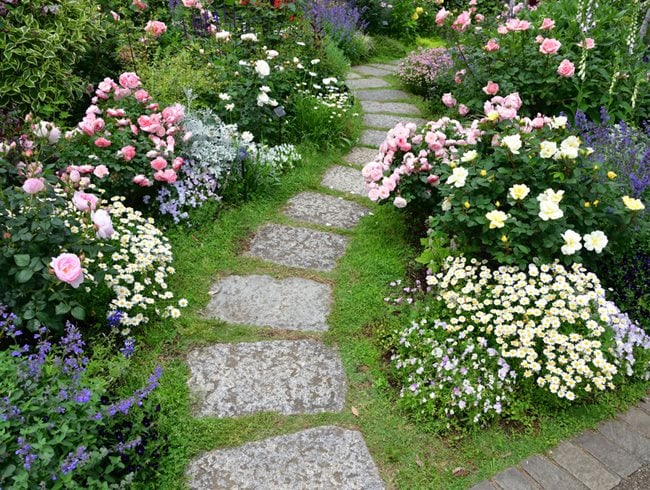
left=99, top=197, right=187, bottom=331
left=425, top=256, right=649, bottom=402
left=255, top=144, right=302, bottom=173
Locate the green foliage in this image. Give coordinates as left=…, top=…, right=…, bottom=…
left=0, top=0, right=104, bottom=119
left=340, top=32, right=376, bottom=64
left=319, top=39, right=351, bottom=79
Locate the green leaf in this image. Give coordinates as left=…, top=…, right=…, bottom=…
left=71, top=306, right=86, bottom=320
left=55, top=303, right=71, bottom=315
left=15, top=268, right=33, bottom=283
left=13, top=254, right=30, bottom=267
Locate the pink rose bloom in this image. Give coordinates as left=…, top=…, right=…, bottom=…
left=531, top=115, right=547, bottom=129
left=497, top=25, right=508, bottom=35
left=172, top=157, right=184, bottom=170
left=72, top=191, right=98, bottom=212
left=111, top=10, right=120, bottom=21
left=393, top=196, right=407, bottom=208
left=154, top=169, right=177, bottom=183
left=579, top=38, right=596, bottom=49
left=85, top=105, right=101, bottom=116
left=539, top=38, right=562, bottom=55
left=132, top=0, right=147, bottom=11
left=182, top=0, right=201, bottom=7
left=23, top=177, right=45, bottom=194
left=540, top=18, right=555, bottom=30
left=97, top=78, right=115, bottom=94
left=69, top=170, right=81, bottom=183
left=147, top=103, right=160, bottom=111
left=427, top=175, right=440, bottom=185
left=368, top=187, right=380, bottom=201
left=162, top=104, right=184, bottom=124
left=91, top=209, right=114, bottom=239
left=503, top=92, right=522, bottom=109
left=452, top=11, right=471, bottom=32
left=106, top=108, right=125, bottom=118
left=120, top=145, right=136, bottom=161
left=94, top=137, right=111, bottom=148
left=145, top=20, right=167, bottom=38
left=51, top=253, right=84, bottom=288
left=483, top=81, right=499, bottom=95
left=458, top=104, right=469, bottom=116
left=93, top=165, right=109, bottom=178
left=557, top=59, right=575, bottom=77
left=134, top=89, right=151, bottom=103
left=130, top=124, right=139, bottom=136
left=435, top=8, right=450, bottom=26
left=79, top=165, right=94, bottom=174
left=475, top=13, right=484, bottom=23
left=138, top=114, right=163, bottom=135
left=535, top=35, right=544, bottom=43
left=151, top=157, right=168, bottom=171
left=506, top=19, right=531, bottom=31
left=132, top=174, right=150, bottom=186
left=118, top=72, right=141, bottom=90
left=442, top=93, right=457, bottom=108
left=454, top=69, right=466, bottom=84
left=484, top=39, right=500, bottom=51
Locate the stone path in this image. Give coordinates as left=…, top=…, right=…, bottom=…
left=184, top=60, right=423, bottom=489
left=471, top=397, right=650, bottom=490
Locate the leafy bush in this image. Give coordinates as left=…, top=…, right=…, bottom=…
left=0, top=314, right=166, bottom=488
left=386, top=257, right=650, bottom=431
left=319, top=38, right=351, bottom=78
left=363, top=95, right=646, bottom=266
left=0, top=0, right=104, bottom=119
left=398, top=47, right=453, bottom=96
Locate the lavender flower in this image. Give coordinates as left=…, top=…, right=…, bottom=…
left=305, top=0, right=367, bottom=43
left=121, top=337, right=136, bottom=359
left=60, top=446, right=89, bottom=475
left=15, top=437, right=37, bottom=469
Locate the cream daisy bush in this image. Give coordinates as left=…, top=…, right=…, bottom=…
left=389, top=256, right=650, bottom=429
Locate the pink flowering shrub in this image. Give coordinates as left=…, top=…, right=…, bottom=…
left=398, top=47, right=453, bottom=97
left=364, top=93, right=644, bottom=266
left=57, top=72, right=187, bottom=202
left=431, top=0, right=649, bottom=123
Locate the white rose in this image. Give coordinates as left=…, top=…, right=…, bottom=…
left=254, top=60, right=270, bottom=77
left=446, top=166, right=469, bottom=188
left=561, top=230, right=582, bottom=255
left=583, top=231, right=608, bottom=253
left=501, top=134, right=522, bottom=154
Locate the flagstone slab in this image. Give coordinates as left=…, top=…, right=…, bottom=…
left=245, top=224, right=349, bottom=271
left=522, top=455, right=588, bottom=490
left=360, top=129, right=388, bottom=147
left=187, top=340, right=347, bottom=418
left=492, top=467, right=542, bottom=490
left=618, top=407, right=650, bottom=439
left=186, top=426, right=385, bottom=489
left=344, top=147, right=380, bottom=167
left=361, top=100, right=422, bottom=115
left=363, top=113, right=427, bottom=130
left=549, top=441, right=620, bottom=490
left=321, top=165, right=366, bottom=196
left=369, top=63, right=400, bottom=73
left=352, top=65, right=393, bottom=77
left=469, top=482, right=499, bottom=490
left=348, top=77, right=391, bottom=90
left=572, top=430, right=642, bottom=478
left=346, top=72, right=362, bottom=79
left=355, top=89, right=411, bottom=101
left=284, top=192, right=368, bottom=229
left=205, top=275, right=331, bottom=331
left=597, top=420, right=650, bottom=463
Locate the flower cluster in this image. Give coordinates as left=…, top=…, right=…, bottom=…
left=398, top=47, right=453, bottom=96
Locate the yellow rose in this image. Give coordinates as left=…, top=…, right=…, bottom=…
left=509, top=184, right=531, bottom=201
left=501, top=235, right=508, bottom=243
left=607, top=171, right=617, bottom=179
left=464, top=201, right=471, bottom=209
left=480, top=169, right=487, bottom=177
left=584, top=202, right=591, bottom=208
left=485, top=210, right=508, bottom=229
left=622, top=195, right=645, bottom=211
left=411, top=12, right=419, bottom=20
left=416, top=7, right=424, bottom=14
left=593, top=199, right=599, bottom=206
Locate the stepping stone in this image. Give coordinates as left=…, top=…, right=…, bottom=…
left=361, top=100, right=422, bottom=115
left=284, top=192, right=368, bottom=229
left=364, top=113, right=427, bottom=130
left=205, top=275, right=331, bottom=331
left=618, top=407, right=650, bottom=439
left=597, top=420, right=650, bottom=463
left=360, top=129, right=388, bottom=147
left=549, top=441, right=620, bottom=490
left=352, top=65, right=393, bottom=77
left=469, top=482, right=499, bottom=490
left=492, top=467, right=541, bottom=489
left=344, top=147, right=380, bottom=167
left=369, top=63, right=400, bottom=73
left=355, top=89, right=410, bottom=101
left=522, top=455, right=587, bottom=490
left=245, top=224, right=349, bottom=272
left=186, top=426, right=385, bottom=489
left=187, top=340, right=347, bottom=418
left=348, top=77, right=390, bottom=90
left=572, top=430, right=642, bottom=478
left=346, top=72, right=362, bottom=79
left=321, top=165, right=366, bottom=196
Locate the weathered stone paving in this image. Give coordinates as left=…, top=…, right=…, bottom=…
left=352, top=65, right=393, bottom=76
left=245, top=223, right=349, bottom=271
left=321, top=165, right=367, bottom=196
left=344, top=146, right=380, bottom=166
left=347, top=77, right=390, bottom=90
left=204, top=274, right=331, bottom=331
left=187, top=341, right=347, bottom=418
left=284, top=191, right=368, bottom=229
left=361, top=100, right=422, bottom=115
left=355, top=88, right=411, bottom=101
left=187, top=426, right=385, bottom=489
left=364, top=112, right=427, bottom=130
left=360, top=129, right=389, bottom=147
left=472, top=400, right=650, bottom=490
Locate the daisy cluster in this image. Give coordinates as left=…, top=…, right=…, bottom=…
left=97, top=197, right=187, bottom=332
left=424, top=257, right=650, bottom=401
left=254, top=143, right=302, bottom=173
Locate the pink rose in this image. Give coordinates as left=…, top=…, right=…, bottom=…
left=134, top=89, right=151, bottom=103
left=484, top=39, right=500, bottom=52
left=111, top=10, right=120, bottom=21
left=540, top=18, right=555, bottom=30
left=427, top=175, right=440, bottom=185
left=579, top=38, right=595, bottom=49
left=435, top=8, right=450, bottom=26
left=79, top=165, right=94, bottom=174
left=483, top=81, right=499, bottom=95
left=97, top=78, right=115, bottom=94
left=132, top=0, right=147, bottom=11
left=145, top=20, right=167, bottom=38
left=50, top=253, right=84, bottom=288
left=182, top=0, right=201, bottom=7
left=172, top=157, right=184, bottom=170
left=539, top=38, right=562, bottom=55
left=69, top=170, right=81, bottom=183
left=506, top=19, right=530, bottom=31
left=94, top=137, right=111, bottom=148
left=22, top=177, right=45, bottom=194
left=138, top=114, right=164, bottom=135
left=91, top=209, right=114, bottom=239
left=154, top=169, right=177, bottom=183
left=475, top=13, right=484, bottom=23
left=452, top=11, right=471, bottom=32
left=151, top=157, right=168, bottom=171
left=458, top=104, right=469, bottom=116
left=106, top=108, right=125, bottom=118
left=535, top=35, right=544, bottom=43
left=454, top=69, right=466, bottom=84
left=368, top=187, right=380, bottom=201
left=393, top=196, right=407, bottom=208
left=113, top=88, right=131, bottom=100
left=118, top=72, right=141, bottom=90
left=132, top=174, right=152, bottom=187
left=93, top=165, right=109, bottom=178
left=497, top=25, right=508, bottom=35
left=72, top=191, right=99, bottom=212
left=146, top=103, right=159, bottom=111
left=162, top=104, right=184, bottom=124
left=120, top=145, right=136, bottom=161
left=557, top=59, right=575, bottom=78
